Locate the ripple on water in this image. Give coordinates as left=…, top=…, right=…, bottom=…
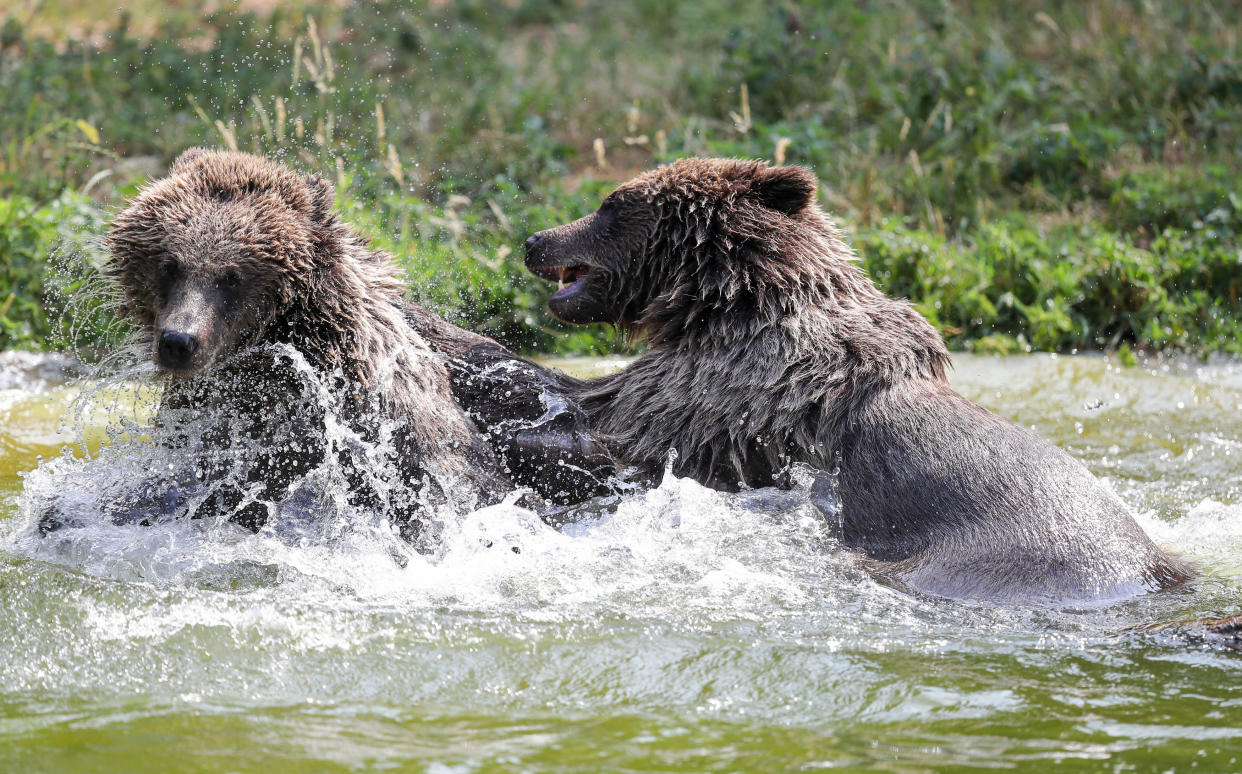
left=0, top=351, right=1240, bottom=772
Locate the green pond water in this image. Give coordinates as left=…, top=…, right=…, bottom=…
left=0, top=351, right=1240, bottom=772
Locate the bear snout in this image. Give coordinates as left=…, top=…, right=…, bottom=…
left=158, top=329, right=201, bottom=371
left=523, top=230, right=549, bottom=267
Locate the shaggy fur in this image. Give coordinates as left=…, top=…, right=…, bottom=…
left=406, top=304, right=617, bottom=504
left=100, top=148, right=508, bottom=537
left=525, top=157, right=1191, bottom=603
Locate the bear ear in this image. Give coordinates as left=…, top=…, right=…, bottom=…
left=169, top=147, right=214, bottom=176
left=750, top=165, right=818, bottom=215
left=303, top=174, right=335, bottom=222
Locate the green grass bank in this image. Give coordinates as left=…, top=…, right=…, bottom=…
left=1, top=0, right=1240, bottom=357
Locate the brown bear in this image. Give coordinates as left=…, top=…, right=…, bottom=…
left=67, top=148, right=512, bottom=541
left=523, top=157, right=1192, bottom=603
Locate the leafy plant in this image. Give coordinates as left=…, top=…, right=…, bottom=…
left=1, top=0, right=1239, bottom=357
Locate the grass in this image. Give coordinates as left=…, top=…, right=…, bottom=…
left=0, top=0, right=1239, bottom=357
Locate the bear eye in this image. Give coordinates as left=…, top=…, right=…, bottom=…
left=220, top=270, right=242, bottom=288
left=159, top=256, right=179, bottom=277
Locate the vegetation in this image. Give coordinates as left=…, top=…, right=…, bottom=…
left=1, top=0, right=1240, bottom=356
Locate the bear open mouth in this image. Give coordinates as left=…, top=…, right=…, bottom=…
left=531, top=263, right=592, bottom=301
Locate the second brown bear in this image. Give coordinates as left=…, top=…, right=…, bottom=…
left=522, top=157, right=1191, bottom=604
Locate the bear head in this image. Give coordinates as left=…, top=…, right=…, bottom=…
left=523, top=158, right=819, bottom=327
left=106, top=148, right=338, bottom=375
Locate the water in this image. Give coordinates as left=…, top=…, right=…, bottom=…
left=1, top=351, right=1240, bottom=772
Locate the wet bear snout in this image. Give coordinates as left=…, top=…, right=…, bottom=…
left=158, top=329, right=200, bottom=370
left=524, top=231, right=551, bottom=265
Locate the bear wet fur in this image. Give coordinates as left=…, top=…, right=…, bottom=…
left=405, top=304, right=618, bottom=504
left=93, top=148, right=512, bottom=539
left=524, top=157, right=1192, bottom=603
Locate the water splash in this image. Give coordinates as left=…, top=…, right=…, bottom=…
left=6, top=351, right=1241, bottom=632
left=5, top=352, right=1242, bottom=772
